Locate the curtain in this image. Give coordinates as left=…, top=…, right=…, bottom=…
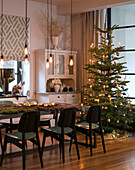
left=73, top=9, right=105, bottom=95
left=0, top=14, right=30, bottom=61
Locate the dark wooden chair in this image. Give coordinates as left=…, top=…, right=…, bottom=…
left=73, top=105, right=106, bottom=156
left=24, top=99, right=52, bottom=128
left=41, top=108, right=80, bottom=163
left=0, top=111, right=43, bottom=170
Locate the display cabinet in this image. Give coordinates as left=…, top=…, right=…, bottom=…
left=35, top=49, right=81, bottom=104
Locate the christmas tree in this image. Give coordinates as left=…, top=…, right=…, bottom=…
left=82, top=25, right=134, bottom=132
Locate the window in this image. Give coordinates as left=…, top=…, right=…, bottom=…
left=111, top=4, right=135, bottom=103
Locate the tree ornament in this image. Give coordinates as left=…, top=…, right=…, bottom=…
left=104, top=106, right=108, bottom=110
left=121, top=86, right=124, bottom=90
left=107, top=119, right=111, bottom=122
left=117, top=73, right=119, bottom=76
left=125, top=121, right=127, bottom=124
left=116, top=52, right=119, bottom=56
left=110, top=70, right=113, bottom=74
left=127, top=100, right=130, bottom=105
left=114, top=105, right=117, bottom=108
left=114, top=61, right=117, bottom=65
left=109, top=76, right=111, bottom=79
left=106, top=55, right=108, bottom=58
left=129, top=109, right=132, bottom=112
left=117, top=120, right=119, bottom=124
left=123, top=114, right=125, bottom=117
left=110, top=47, right=113, bottom=50
left=111, top=40, right=113, bottom=43
left=96, top=31, right=99, bottom=34
left=114, top=80, right=117, bottom=84
left=106, top=85, right=109, bottom=88
left=119, top=94, right=121, bottom=97
left=110, top=31, right=112, bottom=34
left=100, top=32, right=102, bottom=36
left=116, top=94, right=118, bottom=97
left=120, top=102, right=123, bottom=106
left=122, top=96, right=124, bottom=99
left=112, top=55, right=114, bottom=59
left=108, top=95, right=111, bottom=98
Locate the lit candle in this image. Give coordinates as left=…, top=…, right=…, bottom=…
left=90, top=85, right=92, bottom=90
left=103, top=85, right=105, bottom=91
left=119, top=42, right=120, bottom=47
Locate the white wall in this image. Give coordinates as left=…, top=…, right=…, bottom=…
left=0, top=0, right=57, bottom=98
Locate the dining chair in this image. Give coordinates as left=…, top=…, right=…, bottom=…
left=41, top=108, right=80, bottom=163
left=24, top=99, right=52, bottom=129
left=0, top=111, right=43, bottom=170
left=71, top=105, right=106, bottom=156
left=0, top=100, right=19, bottom=133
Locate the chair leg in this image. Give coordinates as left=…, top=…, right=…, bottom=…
left=48, top=121, right=53, bottom=144
left=36, top=134, right=43, bottom=168
left=86, top=135, right=88, bottom=148
left=0, top=136, right=7, bottom=166
left=59, top=141, right=61, bottom=155
left=61, top=133, right=65, bottom=163
left=100, top=125, right=106, bottom=153
left=22, top=139, right=26, bottom=170
left=69, top=138, right=72, bottom=152
left=0, top=130, right=2, bottom=151
left=41, top=132, right=46, bottom=156
left=89, top=127, right=93, bottom=157
left=73, top=129, right=80, bottom=160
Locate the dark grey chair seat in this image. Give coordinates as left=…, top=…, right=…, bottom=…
left=3, top=132, right=36, bottom=140
left=42, top=126, right=73, bottom=134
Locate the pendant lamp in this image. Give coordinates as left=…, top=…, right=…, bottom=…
left=46, top=0, right=50, bottom=69
left=49, top=0, right=53, bottom=63
left=0, top=0, right=4, bottom=66
left=69, top=0, right=73, bottom=66
left=24, top=0, right=28, bottom=64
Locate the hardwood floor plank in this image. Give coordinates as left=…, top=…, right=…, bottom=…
left=1, top=132, right=135, bottom=170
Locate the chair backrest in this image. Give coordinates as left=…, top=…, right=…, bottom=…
left=0, top=100, right=13, bottom=105
left=24, top=99, right=38, bottom=104
left=18, top=111, right=40, bottom=133
left=86, top=105, right=102, bottom=123
left=58, top=108, right=76, bottom=128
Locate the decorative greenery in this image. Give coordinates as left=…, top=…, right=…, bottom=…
left=0, top=107, right=38, bottom=114
left=81, top=24, right=135, bottom=132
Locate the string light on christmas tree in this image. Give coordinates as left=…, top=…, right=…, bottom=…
left=123, top=114, right=125, bottom=117
left=90, top=85, right=92, bottom=90
left=109, top=98, right=112, bottom=104
left=114, top=105, right=117, bottom=108
left=90, top=43, right=94, bottom=48
left=95, top=98, right=99, bottom=104
left=120, top=102, right=123, bottom=106
left=127, top=100, right=130, bottom=105
left=103, top=85, right=105, bottom=91
left=129, top=109, right=132, bottom=112
left=104, top=106, right=108, bottom=110
left=88, top=78, right=91, bottom=82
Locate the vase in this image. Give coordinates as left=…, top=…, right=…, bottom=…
left=54, top=84, right=60, bottom=92
left=52, top=36, right=59, bottom=50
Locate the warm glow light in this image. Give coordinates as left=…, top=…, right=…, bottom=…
left=24, top=47, right=28, bottom=55
left=46, top=59, right=49, bottom=69
left=49, top=56, right=53, bottom=63
left=69, top=58, right=73, bottom=66
left=25, top=55, right=28, bottom=64
left=0, top=55, right=4, bottom=66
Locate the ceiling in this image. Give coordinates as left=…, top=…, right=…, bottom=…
left=30, top=0, right=135, bottom=14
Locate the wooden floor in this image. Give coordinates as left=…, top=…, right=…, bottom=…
left=1, top=131, right=135, bottom=170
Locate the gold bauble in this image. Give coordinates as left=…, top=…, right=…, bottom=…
left=107, top=119, right=111, bottom=122
left=129, top=109, right=132, bottom=112
left=117, top=120, right=119, bottom=124
left=110, top=47, right=113, bottom=50
left=111, top=40, right=113, bottom=43
left=106, top=85, right=109, bottom=88
left=123, top=114, right=125, bottom=117
left=96, top=31, right=99, bottom=34
left=117, top=73, right=119, bottom=76
left=108, top=95, right=111, bottom=98
left=121, top=86, right=124, bottom=89
left=109, top=76, right=111, bottom=78
left=104, top=106, right=108, bottom=110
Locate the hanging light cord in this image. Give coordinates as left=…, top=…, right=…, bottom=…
left=70, top=0, right=73, bottom=55
left=50, top=0, right=52, bottom=54
left=25, top=0, right=28, bottom=48
left=1, top=0, right=3, bottom=57
left=47, top=0, right=49, bottom=59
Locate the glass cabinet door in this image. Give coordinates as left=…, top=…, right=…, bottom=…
left=56, top=54, right=65, bottom=75
left=69, top=55, right=74, bottom=75
left=48, top=54, right=54, bottom=75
